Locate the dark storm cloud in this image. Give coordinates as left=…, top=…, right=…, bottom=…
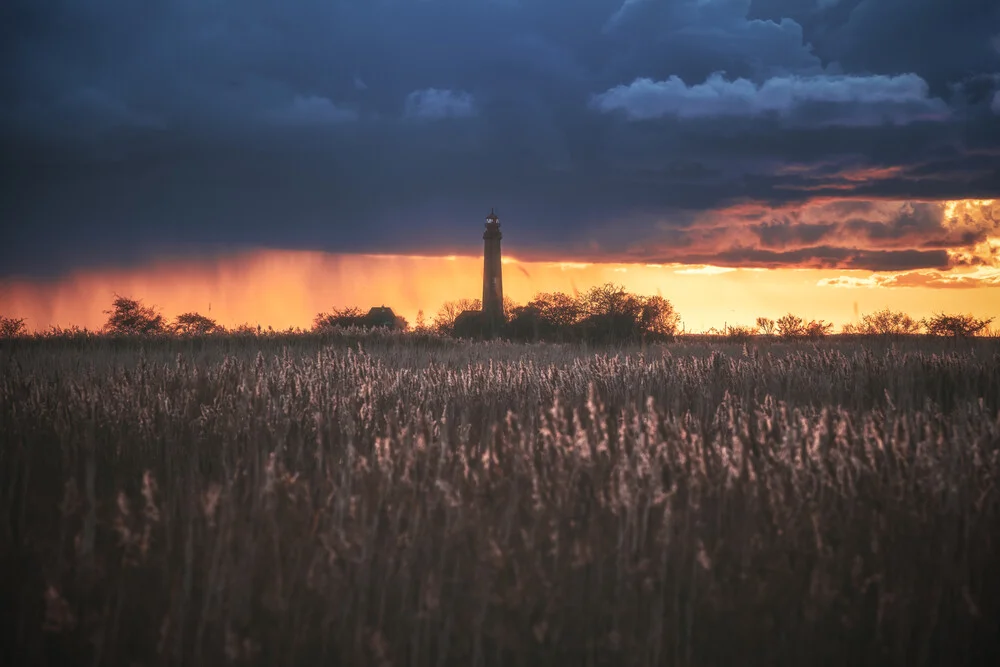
left=711, top=246, right=952, bottom=271
left=748, top=0, right=1000, bottom=92
left=1, top=0, right=999, bottom=276
left=746, top=200, right=1000, bottom=255
left=752, top=219, right=838, bottom=248
left=586, top=199, right=1000, bottom=271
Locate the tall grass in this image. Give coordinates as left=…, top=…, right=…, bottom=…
left=1, top=336, right=999, bottom=666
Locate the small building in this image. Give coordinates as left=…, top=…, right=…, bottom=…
left=365, top=306, right=403, bottom=329
left=453, top=309, right=485, bottom=339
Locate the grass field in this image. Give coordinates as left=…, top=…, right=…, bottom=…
left=2, top=333, right=999, bottom=666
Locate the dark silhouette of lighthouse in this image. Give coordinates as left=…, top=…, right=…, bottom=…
left=482, top=208, right=505, bottom=336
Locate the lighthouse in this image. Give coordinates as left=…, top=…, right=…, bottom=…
left=482, top=208, right=505, bottom=336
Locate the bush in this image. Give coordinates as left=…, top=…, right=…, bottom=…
left=103, top=295, right=166, bottom=335
left=755, top=317, right=776, bottom=336
left=776, top=313, right=805, bottom=338
left=724, top=324, right=758, bottom=342
left=842, top=309, right=921, bottom=336
left=923, top=312, right=993, bottom=337
left=0, top=315, right=27, bottom=338
left=171, top=312, right=222, bottom=335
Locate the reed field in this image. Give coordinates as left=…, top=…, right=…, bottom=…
left=2, top=332, right=999, bottom=666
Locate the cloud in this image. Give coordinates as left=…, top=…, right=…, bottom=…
left=816, top=275, right=894, bottom=289
left=1, top=0, right=999, bottom=278
left=579, top=199, right=1000, bottom=272
left=748, top=1, right=1000, bottom=97
left=708, top=246, right=951, bottom=271
left=819, top=267, right=1000, bottom=289
left=674, top=265, right=737, bottom=275
left=992, top=91, right=1000, bottom=114
left=404, top=89, right=475, bottom=121
left=752, top=220, right=838, bottom=248
left=590, top=73, right=950, bottom=125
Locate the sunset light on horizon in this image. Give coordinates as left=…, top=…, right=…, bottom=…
left=3, top=196, right=997, bottom=335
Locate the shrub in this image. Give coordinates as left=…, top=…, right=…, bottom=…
left=755, top=317, right=776, bottom=336
left=724, top=324, right=758, bottom=341
left=103, top=295, right=166, bottom=335
left=842, top=308, right=921, bottom=335
left=923, top=312, right=994, bottom=337
left=776, top=313, right=805, bottom=338
left=171, top=312, right=222, bottom=335
left=0, top=315, right=27, bottom=338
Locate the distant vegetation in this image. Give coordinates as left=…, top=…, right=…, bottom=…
left=0, top=315, right=26, bottom=338
left=314, top=306, right=408, bottom=332
left=0, top=292, right=995, bottom=342
left=503, top=285, right=680, bottom=344
left=840, top=307, right=922, bottom=336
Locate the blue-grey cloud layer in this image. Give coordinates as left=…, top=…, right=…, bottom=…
left=2, top=0, right=999, bottom=275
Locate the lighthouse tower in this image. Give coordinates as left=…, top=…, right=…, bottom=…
left=482, top=208, right=505, bottom=336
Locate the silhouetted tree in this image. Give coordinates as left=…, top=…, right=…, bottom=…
left=313, top=307, right=366, bottom=330
left=512, top=292, right=584, bottom=341
left=804, top=319, right=834, bottom=339
left=425, top=285, right=681, bottom=343
left=725, top=324, right=757, bottom=341
left=777, top=314, right=832, bottom=339
left=755, top=317, right=776, bottom=336
left=923, top=313, right=993, bottom=337
left=578, top=284, right=644, bottom=343
left=502, top=295, right=518, bottom=316
left=0, top=316, right=27, bottom=338
left=776, top=313, right=806, bottom=338
left=842, top=308, right=921, bottom=335
left=504, top=286, right=679, bottom=343
left=103, top=295, right=166, bottom=335
left=639, top=294, right=680, bottom=339
left=506, top=304, right=544, bottom=341
left=535, top=292, right=581, bottom=327
left=172, top=312, right=221, bottom=335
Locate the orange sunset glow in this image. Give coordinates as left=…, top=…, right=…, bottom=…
left=2, top=199, right=998, bottom=335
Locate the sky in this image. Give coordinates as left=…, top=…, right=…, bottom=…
left=2, top=0, right=999, bottom=331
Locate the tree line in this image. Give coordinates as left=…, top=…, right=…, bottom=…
left=422, top=284, right=681, bottom=344
left=750, top=309, right=993, bottom=339
left=0, top=292, right=994, bottom=341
